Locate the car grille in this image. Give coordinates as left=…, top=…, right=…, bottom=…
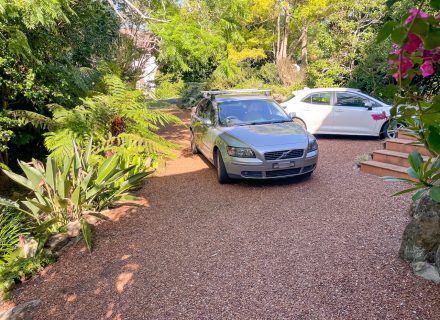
left=265, top=168, right=301, bottom=178
left=264, top=149, right=304, bottom=161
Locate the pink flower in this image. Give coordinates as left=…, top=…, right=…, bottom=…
left=405, top=8, right=429, bottom=25
left=371, top=112, right=388, bottom=121
left=437, top=14, right=440, bottom=21
left=392, top=56, right=414, bottom=80
left=400, top=56, right=414, bottom=74
left=423, top=49, right=440, bottom=62
left=421, top=60, right=434, bottom=77
left=403, top=33, right=422, bottom=53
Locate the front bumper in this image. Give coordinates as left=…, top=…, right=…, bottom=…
left=224, top=149, right=318, bottom=179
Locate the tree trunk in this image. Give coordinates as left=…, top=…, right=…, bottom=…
left=300, top=21, right=308, bottom=65
left=275, top=7, right=290, bottom=62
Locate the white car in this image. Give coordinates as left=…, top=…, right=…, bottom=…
left=281, top=88, right=397, bottom=138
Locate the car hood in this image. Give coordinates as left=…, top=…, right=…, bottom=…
left=221, top=122, right=308, bottom=147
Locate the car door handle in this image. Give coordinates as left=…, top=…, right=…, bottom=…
left=335, top=108, right=344, bottom=112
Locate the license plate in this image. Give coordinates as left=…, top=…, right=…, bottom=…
left=273, top=161, right=295, bottom=169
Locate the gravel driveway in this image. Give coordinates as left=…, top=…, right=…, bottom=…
left=3, top=110, right=440, bottom=319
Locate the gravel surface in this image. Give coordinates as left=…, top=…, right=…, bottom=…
left=3, top=110, right=440, bottom=319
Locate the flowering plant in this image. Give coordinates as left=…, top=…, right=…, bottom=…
left=379, top=0, right=440, bottom=202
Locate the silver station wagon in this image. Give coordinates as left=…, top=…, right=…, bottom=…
left=190, top=90, right=319, bottom=184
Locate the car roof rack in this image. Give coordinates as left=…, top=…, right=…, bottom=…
left=202, top=89, right=271, bottom=99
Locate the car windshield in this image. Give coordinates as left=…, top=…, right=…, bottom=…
left=218, top=99, right=291, bottom=127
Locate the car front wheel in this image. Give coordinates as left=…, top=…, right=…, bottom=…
left=216, top=150, right=230, bottom=184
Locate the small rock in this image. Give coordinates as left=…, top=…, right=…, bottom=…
left=67, top=220, right=81, bottom=237
left=411, top=262, right=440, bottom=283
left=18, top=236, right=38, bottom=259
left=0, top=299, right=41, bottom=320
left=45, top=233, right=69, bottom=254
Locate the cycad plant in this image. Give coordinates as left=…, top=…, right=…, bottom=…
left=1, top=139, right=151, bottom=251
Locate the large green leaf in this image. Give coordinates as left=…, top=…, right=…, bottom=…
left=18, top=161, right=43, bottom=189
left=72, top=185, right=81, bottom=206
left=408, top=151, right=423, bottom=171
left=80, top=219, right=93, bottom=252
left=377, top=21, right=397, bottom=43
left=430, top=0, right=440, bottom=10
left=391, top=27, right=408, bottom=45
left=426, top=125, right=440, bottom=155
left=2, top=169, right=35, bottom=191
left=96, top=155, right=120, bottom=184
left=45, top=157, right=57, bottom=190
left=430, top=186, right=440, bottom=202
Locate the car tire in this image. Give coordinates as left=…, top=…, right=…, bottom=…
left=190, top=130, right=199, bottom=154
left=216, top=150, right=230, bottom=184
left=293, top=117, right=307, bottom=130
left=381, top=121, right=405, bottom=139
left=301, top=171, right=313, bottom=179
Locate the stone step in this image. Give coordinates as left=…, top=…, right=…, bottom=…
left=386, top=138, right=431, bottom=157
left=360, top=160, right=415, bottom=181
left=372, top=149, right=430, bottom=168
left=397, top=129, right=419, bottom=141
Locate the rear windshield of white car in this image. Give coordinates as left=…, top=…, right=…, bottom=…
left=217, top=99, right=291, bottom=127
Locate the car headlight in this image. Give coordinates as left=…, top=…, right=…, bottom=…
left=307, top=136, right=318, bottom=152
left=227, top=146, right=256, bottom=158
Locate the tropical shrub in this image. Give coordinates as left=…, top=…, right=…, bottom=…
left=379, top=2, right=440, bottom=202
left=1, top=140, right=151, bottom=251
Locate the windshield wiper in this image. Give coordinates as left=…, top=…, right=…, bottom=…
left=239, top=120, right=290, bottom=126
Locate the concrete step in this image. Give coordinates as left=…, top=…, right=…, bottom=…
left=361, top=160, right=414, bottom=180
left=386, top=138, right=431, bottom=157
left=397, top=130, right=419, bottom=141
left=372, top=149, right=430, bottom=168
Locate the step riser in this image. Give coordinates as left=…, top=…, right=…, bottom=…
left=397, top=132, right=419, bottom=141
left=361, top=164, right=416, bottom=181
left=373, top=153, right=410, bottom=167
left=386, top=141, right=430, bottom=156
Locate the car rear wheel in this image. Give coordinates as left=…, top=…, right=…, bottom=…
left=216, top=150, right=230, bottom=184
left=190, top=131, right=199, bottom=154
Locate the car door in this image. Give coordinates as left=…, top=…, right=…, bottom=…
left=332, top=92, right=379, bottom=135
left=297, top=92, right=334, bottom=133
left=192, top=99, right=209, bottom=148
left=199, top=100, right=218, bottom=158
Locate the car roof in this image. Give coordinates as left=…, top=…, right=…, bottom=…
left=214, top=95, right=274, bottom=102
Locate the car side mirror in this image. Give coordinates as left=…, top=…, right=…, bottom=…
left=289, top=112, right=296, bottom=119
left=364, top=101, right=373, bottom=110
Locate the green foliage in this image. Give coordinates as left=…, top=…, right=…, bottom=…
left=2, top=140, right=151, bottom=251
left=258, top=63, right=280, bottom=85
left=0, top=207, right=27, bottom=265
left=179, top=83, right=207, bottom=108
left=379, top=1, right=440, bottom=202
left=155, top=73, right=185, bottom=99
left=385, top=152, right=440, bottom=202
left=0, top=254, right=54, bottom=300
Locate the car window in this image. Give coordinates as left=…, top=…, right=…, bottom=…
left=206, top=101, right=216, bottom=123
left=302, top=93, right=331, bottom=105
left=196, top=99, right=209, bottom=118
left=218, top=99, right=291, bottom=126
left=336, top=92, right=369, bottom=107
